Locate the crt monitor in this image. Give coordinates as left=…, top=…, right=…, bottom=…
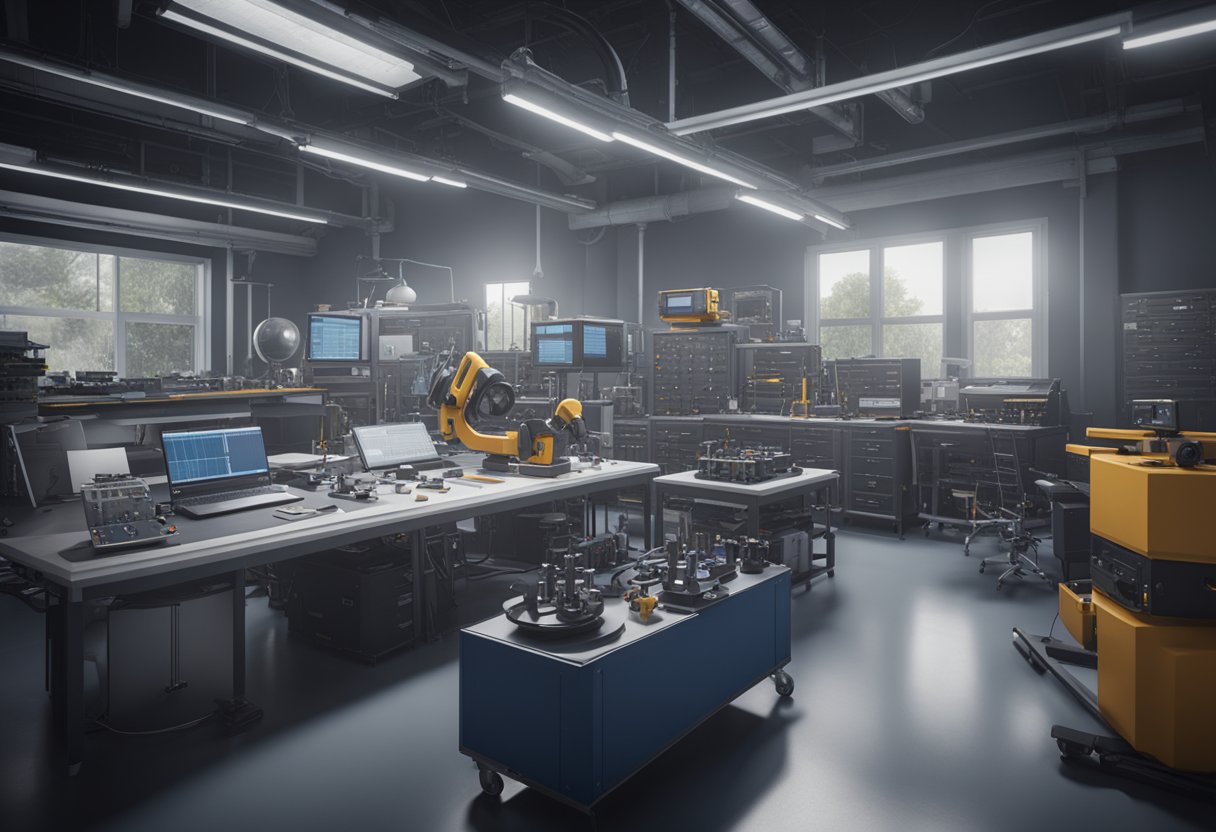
left=532, top=323, right=576, bottom=368
left=307, top=313, right=365, bottom=361
left=580, top=321, right=625, bottom=370
left=352, top=422, right=440, bottom=470
left=162, top=426, right=270, bottom=487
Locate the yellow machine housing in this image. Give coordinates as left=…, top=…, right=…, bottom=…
left=658, top=287, right=721, bottom=323
left=1058, top=581, right=1096, bottom=651
left=429, top=352, right=585, bottom=476
left=1089, top=453, right=1216, bottom=564
left=1093, top=589, right=1216, bottom=772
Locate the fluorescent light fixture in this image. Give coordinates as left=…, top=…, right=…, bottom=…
left=0, top=48, right=255, bottom=125
left=431, top=176, right=467, bottom=189
left=667, top=15, right=1127, bottom=135
left=813, top=213, right=848, bottom=230
left=0, top=159, right=328, bottom=224
left=299, top=142, right=431, bottom=182
left=159, top=3, right=406, bottom=99
left=611, top=131, right=755, bottom=188
left=735, top=193, right=803, bottom=220
left=1124, top=11, right=1216, bottom=49
left=502, top=93, right=615, bottom=142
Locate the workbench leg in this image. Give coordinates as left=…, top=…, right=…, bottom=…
left=232, top=570, right=246, bottom=698
left=58, top=598, right=84, bottom=776
left=412, top=528, right=426, bottom=643
left=645, top=484, right=655, bottom=550
left=824, top=488, right=836, bottom=577
left=748, top=498, right=761, bottom=538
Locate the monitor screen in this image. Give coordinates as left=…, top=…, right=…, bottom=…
left=581, top=322, right=625, bottom=370
left=162, top=426, right=269, bottom=486
left=352, top=422, right=439, bottom=470
left=537, top=337, right=575, bottom=365
left=664, top=294, right=693, bottom=309
left=307, top=314, right=364, bottom=361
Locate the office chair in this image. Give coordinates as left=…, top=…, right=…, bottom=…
left=975, top=431, right=1052, bottom=588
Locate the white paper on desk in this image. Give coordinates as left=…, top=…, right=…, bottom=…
left=268, top=452, right=352, bottom=469
left=67, top=448, right=130, bottom=492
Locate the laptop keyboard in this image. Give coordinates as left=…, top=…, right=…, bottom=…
left=176, top=486, right=282, bottom=507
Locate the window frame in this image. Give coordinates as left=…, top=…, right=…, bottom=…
left=963, top=219, right=1048, bottom=378
left=806, top=219, right=1048, bottom=377
left=483, top=281, right=531, bottom=351
left=0, top=232, right=210, bottom=376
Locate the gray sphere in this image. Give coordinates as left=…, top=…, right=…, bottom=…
left=386, top=283, right=417, bottom=305
left=253, top=317, right=301, bottom=364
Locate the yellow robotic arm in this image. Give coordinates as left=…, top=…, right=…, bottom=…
left=427, top=352, right=586, bottom=476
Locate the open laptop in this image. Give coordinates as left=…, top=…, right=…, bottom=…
left=351, top=422, right=456, bottom=474
left=163, top=426, right=302, bottom=519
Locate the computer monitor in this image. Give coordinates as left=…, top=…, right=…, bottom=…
left=532, top=323, right=576, bottom=368
left=162, top=426, right=271, bottom=490
left=307, top=313, right=365, bottom=361
left=351, top=422, right=440, bottom=471
left=580, top=321, right=625, bottom=371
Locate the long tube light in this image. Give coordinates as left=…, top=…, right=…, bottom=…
left=501, top=92, right=615, bottom=142
left=735, top=193, right=803, bottom=220
left=666, top=14, right=1128, bottom=135
left=431, top=176, right=467, bottom=188
left=0, top=48, right=256, bottom=125
left=812, top=213, right=848, bottom=230
left=0, top=147, right=328, bottom=224
left=159, top=6, right=400, bottom=99
left=1123, top=7, right=1216, bottom=49
left=298, top=142, right=430, bottom=182
left=611, top=131, right=755, bottom=188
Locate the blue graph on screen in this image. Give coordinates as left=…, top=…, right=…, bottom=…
left=309, top=315, right=361, bottom=360
left=583, top=325, right=607, bottom=358
left=537, top=338, right=574, bottom=365
left=163, top=427, right=269, bottom=485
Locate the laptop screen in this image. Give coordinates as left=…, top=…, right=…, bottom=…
left=352, top=422, right=440, bottom=470
left=163, top=426, right=270, bottom=487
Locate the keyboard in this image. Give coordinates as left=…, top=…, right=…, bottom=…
left=175, top=486, right=302, bottom=519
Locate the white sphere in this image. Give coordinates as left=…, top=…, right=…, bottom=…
left=386, top=283, right=417, bottom=305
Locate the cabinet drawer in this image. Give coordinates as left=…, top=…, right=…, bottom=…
left=851, top=455, right=893, bottom=475
left=851, top=473, right=894, bottom=495
left=852, top=437, right=894, bottom=456
left=850, top=493, right=895, bottom=516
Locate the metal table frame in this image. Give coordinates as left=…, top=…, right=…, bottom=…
left=652, top=468, right=838, bottom=589
left=1, top=459, right=657, bottom=774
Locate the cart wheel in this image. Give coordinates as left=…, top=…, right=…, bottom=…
left=963, top=546, right=970, bottom=557
left=1056, top=738, right=1087, bottom=758
left=478, top=767, right=504, bottom=797
left=827, top=569, right=835, bottom=577
left=978, top=563, right=985, bottom=574
left=773, top=670, right=794, bottom=698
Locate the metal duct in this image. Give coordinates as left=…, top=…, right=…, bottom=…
left=675, top=0, right=860, bottom=141
left=0, top=189, right=318, bottom=255
left=567, top=186, right=735, bottom=229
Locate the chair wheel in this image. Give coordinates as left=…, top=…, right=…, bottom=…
left=978, top=564, right=985, bottom=573
left=478, top=767, right=504, bottom=796
left=772, top=670, right=794, bottom=698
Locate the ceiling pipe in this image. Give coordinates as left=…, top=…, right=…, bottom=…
left=810, top=98, right=1192, bottom=182
left=667, top=11, right=1131, bottom=135
left=524, top=3, right=630, bottom=107
left=675, top=0, right=860, bottom=142
left=567, top=186, right=736, bottom=229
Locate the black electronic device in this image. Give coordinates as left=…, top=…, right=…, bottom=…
left=81, top=474, right=176, bottom=552
left=651, top=327, right=742, bottom=415
left=737, top=342, right=822, bottom=414
left=728, top=285, right=782, bottom=342
left=1091, top=537, right=1216, bottom=620
left=307, top=313, right=366, bottom=362
left=695, top=440, right=798, bottom=483
left=162, top=426, right=302, bottom=518
left=827, top=358, right=920, bottom=418
left=1129, top=398, right=1216, bottom=434
left=1120, top=290, right=1216, bottom=423
left=958, top=378, right=1068, bottom=426
left=529, top=318, right=627, bottom=371
left=351, top=422, right=450, bottom=472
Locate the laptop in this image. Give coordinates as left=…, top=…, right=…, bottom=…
left=162, top=426, right=302, bottom=519
left=351, top=422, right=455, bottom=474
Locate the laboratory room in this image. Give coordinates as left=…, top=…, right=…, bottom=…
left=1, top=1, right=1215, bottom=830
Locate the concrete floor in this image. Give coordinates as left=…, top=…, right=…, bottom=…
left=0, top=525, right=1211, bottom=832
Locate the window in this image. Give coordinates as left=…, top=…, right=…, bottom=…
left=968, top=230, right=1042, bottom=377
left=484, top=282, right=529, bottom=351
left=813, top=238, right=944, bottom=377
left=0, top=236, right=207, bottom=376
left=810, top=222, right=1044, bottom=378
